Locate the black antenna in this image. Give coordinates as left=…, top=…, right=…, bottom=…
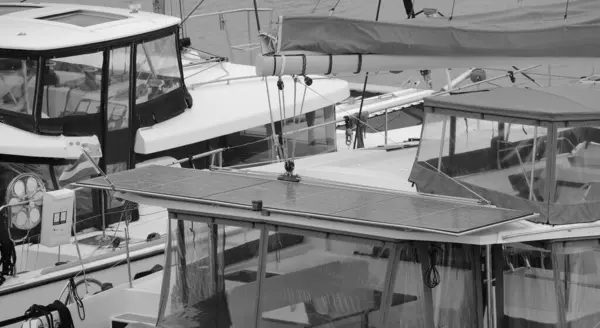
left=564, top=0, right=570, bottom=20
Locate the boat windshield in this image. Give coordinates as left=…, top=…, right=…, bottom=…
left=40, top=51, right=104, bottom=118
left=134, top=33, right=182, bottom=104
left=0, top=58, right=37, bottom=116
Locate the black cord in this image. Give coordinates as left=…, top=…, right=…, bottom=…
left=24, top=304, right=55, bottom=328
left=66, top=278, right=86, bottom=320
left=425, top=244, right=442, bottom=288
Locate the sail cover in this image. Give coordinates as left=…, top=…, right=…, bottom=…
left=277, top=0, right=600, bottom=59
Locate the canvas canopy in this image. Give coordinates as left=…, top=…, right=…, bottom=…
left=276, top=0, right=600, bottom=59
left=425, top=86, right=600, bottom=124
left=409, top=85, right=600, bottom=225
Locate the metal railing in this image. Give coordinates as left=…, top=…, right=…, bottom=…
left=185, top=8, right=274, bottom=65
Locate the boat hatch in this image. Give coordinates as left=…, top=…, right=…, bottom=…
left=410, top=85, right=600, bottom=225
left=0, top=5, right=41, bottom=15
left=74, top=165, right=533, bottom=236
left=37, top=10, right=128, bottom=27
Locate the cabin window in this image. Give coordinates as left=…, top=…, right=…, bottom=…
left=157, top=220, right=263, bottom=327
left=0, top=58, right=37, bottom=116
left=134, top=34, right=182, bottom=105
left=107, top=46, right=131, bottom=131
left=40, top=52, right=103, bottom=118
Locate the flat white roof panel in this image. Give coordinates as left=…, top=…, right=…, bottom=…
left=0, top=3, right=180, bottom=51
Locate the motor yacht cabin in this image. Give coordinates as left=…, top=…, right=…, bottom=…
left=38, top=164, right=600, bottom=328
left=0, top=2, right=349, bottom=243
left=409, top=85, right=600, bottom=225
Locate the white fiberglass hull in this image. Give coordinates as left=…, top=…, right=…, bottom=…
left=0, top=232, right=165, bottom=327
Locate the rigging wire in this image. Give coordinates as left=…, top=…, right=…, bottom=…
left=252, top=0, right=262, bottom=32
left=179, top=0, right=206, bottom=27
left=291, top=79, right=309, bottom=160
left=328, top=0, right=343, bottom=16
left=311, top=0, right=323, bottom=13
left=179, top=0, right=187, bottom=38
left=449, top=0, right=457, bottom=21
left=353, top=0, right=382, bottom=149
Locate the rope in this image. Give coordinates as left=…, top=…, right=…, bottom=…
left=277, top=78, right=289, bottom=159
left=291, top=77, right=310, bottom=160
left=264, top=79, right=282, bottom=161
left=353, top=0, right=382, bottom=149
left=65, top=278, right=86, bottom=320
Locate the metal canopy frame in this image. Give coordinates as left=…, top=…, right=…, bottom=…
left=165, top=210, right=482, bottom=328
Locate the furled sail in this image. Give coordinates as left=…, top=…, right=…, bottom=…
left=255, top=0, right=600, bottom=76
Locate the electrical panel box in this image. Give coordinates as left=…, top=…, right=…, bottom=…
left=40, top=189, right=75, bottom=247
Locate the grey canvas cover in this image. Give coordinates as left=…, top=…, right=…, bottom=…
left=277, top=0, right=600, bottom=59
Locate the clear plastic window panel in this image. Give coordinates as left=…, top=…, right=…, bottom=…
left=386, top=242, right=479, bottom=328
left=222, top=106, right=337, bottom=167
left=40, top=52, right=103, bottom=118
left=107, top=46, right=131, bottom=131
left=417, top=113, right=549, bottom=202
left=258, top=231, right=390, bottom=328
left=0, top=58, right=37, bottom=115
left=158, top=220, right=261, bottom=327
left=135, top=34, right=182, bottom=105
left=553, top=126, right=600, bottom=205
left=500, top=241, right=600, bottom=327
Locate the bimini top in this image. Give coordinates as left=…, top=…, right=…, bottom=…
left=73, top=165, right=536, bottom=239
left=0, top=3, right=180, bottom=52
left=423, top=86, right=600, bottom=124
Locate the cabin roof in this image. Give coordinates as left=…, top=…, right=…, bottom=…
left=74, top=165, right=534, bottom=239
left=424, top=86, right=600, bottom=123
left=0, top=3, right=180, bottom=51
